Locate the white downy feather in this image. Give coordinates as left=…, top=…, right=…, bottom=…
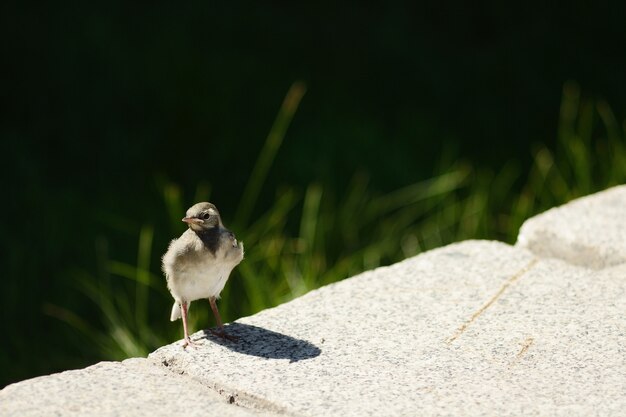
left=170, top=302, right=181, bottom=321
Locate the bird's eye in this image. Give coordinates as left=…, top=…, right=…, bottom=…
left=201, top=213, right=210, bottom=220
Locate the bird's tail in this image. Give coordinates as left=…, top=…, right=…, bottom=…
left=170, top=302, right=181, bottom=321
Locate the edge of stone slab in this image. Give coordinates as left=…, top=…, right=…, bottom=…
left=516, top=185, right=626, bottom=269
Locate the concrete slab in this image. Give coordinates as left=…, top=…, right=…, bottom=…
left=517, top=185, right=626, bottom=269
left=0, top=358, right=275, bottom=417
left=150, top=241, right=626, bottom=416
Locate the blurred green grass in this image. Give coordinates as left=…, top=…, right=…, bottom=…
left=33, top=81, right=626, bottom=365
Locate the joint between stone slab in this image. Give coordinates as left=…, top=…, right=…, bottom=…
left=446, top=258, right=539, bottom=344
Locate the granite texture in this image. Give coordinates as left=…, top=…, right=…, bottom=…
left=0, top=358, right=274, bottom=417
left=517, top=185, right=626, bottom=269
left=150, top=240, right=626, bottom=416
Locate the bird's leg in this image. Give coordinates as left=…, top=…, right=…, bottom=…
left=181, top=302, right=196, bottom=348
left=208, top=297, right=238, bottom=342
left=208, top=296, right=223, bottom=329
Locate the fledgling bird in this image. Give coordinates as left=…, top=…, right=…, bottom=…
left=162, top=202, right=244, bottom=347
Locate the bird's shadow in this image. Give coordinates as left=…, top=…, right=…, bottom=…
left=201, top=322, right=321, bottom=363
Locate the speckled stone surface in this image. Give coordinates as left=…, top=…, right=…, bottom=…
left=0, top=358, right=273, bottom=417
left=517, top=185, right=626, bottom=269
left=150, top=240, right=626, bottom=416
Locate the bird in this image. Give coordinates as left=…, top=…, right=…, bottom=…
left=162, top=202, right=244, bottom=348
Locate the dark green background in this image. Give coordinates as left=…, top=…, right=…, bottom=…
left=2, top=1, right=625, bottom=387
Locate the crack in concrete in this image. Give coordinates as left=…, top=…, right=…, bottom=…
left=446, top=258, right=539, bottom=344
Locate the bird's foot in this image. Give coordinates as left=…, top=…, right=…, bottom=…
left=208, top=328, right=239, bottom=342
left=182, top=337, right=199, bottom=349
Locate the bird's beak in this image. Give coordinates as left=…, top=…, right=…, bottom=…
left=182, top=217, right=203, bottom=225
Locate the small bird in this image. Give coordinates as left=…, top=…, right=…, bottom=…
left=162, top=202, right=244, bottom=347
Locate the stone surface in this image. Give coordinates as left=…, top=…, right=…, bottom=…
left=517, top=185, right=626, bottom=269
left=150, top=240, right=626, bottom=416
left=0, top=358, right=274, bottom=417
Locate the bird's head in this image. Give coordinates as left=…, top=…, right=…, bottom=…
left=182, top=202, right=222, bottom=231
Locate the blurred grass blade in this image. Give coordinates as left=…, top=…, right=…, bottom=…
left=244, top=187, right=299, bottom=242
left=558, top=81, right=579, bottom=143
left=163, top=181, right=184, bottom=231
left=43, top=303, right=97, bottom=338
left=365, top=168, right=469, bottom=218
left=299, top=184, right=323, bottom=251
left=299, top=183, right=323, bottom=289
left=136, top=225, right=153, bottom=338
left=193, top=181, right=212, bottom=204
left=596, top=100, right=621, bottom=144
left=106, top=261, right=164, bottom=292
left=235, top=81, right=307, bottom=227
